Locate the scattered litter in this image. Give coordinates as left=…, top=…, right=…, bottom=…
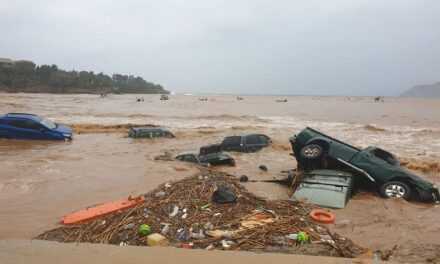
left=190, top=230, right=205, bottom=239
left=160, top=223, right=171, bottom=235
left=147, top=233, right=169, bottom=246
left=212, top=186, right=237, bottom=204
left=206, top=230, right=236, bottom=239
left=309, top=209, right=336, bottom=224
left=123, top=223, right=135, bottom=230
left=205, top=244, right=215, bottom=250
left=221, top=240, right=235, bottom=249
left=169, top=205, right=179, bottom=218
left=37, top=171, right=366, bottom=259
left=138, top=224, right=151, bottom=236
left=239, top=175, right=249, bottom=182
left=296, top=231, right=310, bottom=244
left=200, top=204, right=211, bottom=210
left=155, top=191, right=166, bottom=198
left=204, top=222, right=214, bottom=230
left=286, top=233, right=298, bottom=240
left=259, top=165, right=268, bottom=171
left=180, top=242, right=193, bottom=249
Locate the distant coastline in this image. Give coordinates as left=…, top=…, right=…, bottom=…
left=0, top=58, right=169, bottom=94
left=401, top=82, right=440, bottom=98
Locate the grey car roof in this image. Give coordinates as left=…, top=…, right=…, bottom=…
left=131, top=127, right=170, bottom=132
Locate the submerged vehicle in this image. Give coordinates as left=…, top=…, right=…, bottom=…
left=128, top=127, right=174, bottom=139
left=177, top=144, right=235, bottom=166
left=176, top=151, right=235, bottom=167
left=290, top=127, right=439, bottom=202
left=220, top=134, right=271, bottom=153
left=0, top=113, right=73, bottom=140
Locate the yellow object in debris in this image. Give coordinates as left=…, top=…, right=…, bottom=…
left=147, top=233, right=169, bottom=247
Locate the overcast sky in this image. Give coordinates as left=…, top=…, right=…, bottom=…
left=1, top=0, right=439, bottom=95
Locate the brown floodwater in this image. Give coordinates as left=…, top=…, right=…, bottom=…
left=0, top=93, right=439, bottom=261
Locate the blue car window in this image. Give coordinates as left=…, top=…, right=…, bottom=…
left=245, top=135, right=260, bottom=145
left=9, top=120, right=42, bottom=130
left=222, top=136, right=241, bottom=147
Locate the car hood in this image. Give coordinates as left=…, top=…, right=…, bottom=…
left=54, top=124, right=73, bottom=134
left=400, top=167, right=435, bottom=190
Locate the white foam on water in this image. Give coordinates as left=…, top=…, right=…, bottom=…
left=48, top=112, right=440, bottom=158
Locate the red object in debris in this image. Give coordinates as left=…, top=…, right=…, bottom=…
left=181, top=243, right=194, bottom=249
left=62, top=196, right=145, bottom=225
left=309, top=209, right=335, bottom=224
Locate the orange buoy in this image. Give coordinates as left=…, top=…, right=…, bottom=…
left=62, top=196, right=145, bottom=225
left=309, top=209, right=335, bottom=224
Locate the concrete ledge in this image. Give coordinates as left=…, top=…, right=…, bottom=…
left=0, top=240, right=359, bottom=264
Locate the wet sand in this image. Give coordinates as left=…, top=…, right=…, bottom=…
left=1, top=93, right=440, bottom=262
left=0, top=240, right=355, bottom=264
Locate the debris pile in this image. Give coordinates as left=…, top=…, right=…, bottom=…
left=36, top=170, right=366, bottom=258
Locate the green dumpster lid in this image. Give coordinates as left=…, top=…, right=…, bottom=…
left=302, top=170, right=353, bottom=187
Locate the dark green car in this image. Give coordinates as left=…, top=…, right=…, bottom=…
left=290, top=127, right=439, bottom=202
left=128, top=127, right=174, bottom=139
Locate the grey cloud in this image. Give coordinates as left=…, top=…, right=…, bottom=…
left=1, top=0, right=439, bottom=95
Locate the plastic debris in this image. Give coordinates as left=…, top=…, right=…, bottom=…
left=169, top=205, right=179, bottom=218
left=203, top=222, right=214, bottom=230
left=155, top=191, right=166, bottom=198
left=181, top=242, right=194, bottom=249
left=138, top=224, right=151, bottom=236
left=191, top=230, right=205, bottom=239
left=221, top=240, right=235, bottom=249
left=296, top=231, right=310, bottom=244
left=239, top=175, right=249, bottom=182
left=206, top=230, right=235, bottom=239
left=259, top=165, right=268, bottom=171
left=161, top=223, right=171, bottom=235
left=205, top=244, right=215, bottom=250
left=147, top=233, right=169, bottom=247
left=212, top=186, right=237, bottom=204
left=123, top=223, right=135, bottom=230
left=286, top=233, right=298, bottom=240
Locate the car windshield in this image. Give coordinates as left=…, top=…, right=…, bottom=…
left=40, top=118, right=57, bottom=129
left=373, top=148, right=398, bottom=166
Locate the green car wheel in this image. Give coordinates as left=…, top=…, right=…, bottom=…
left=300, top=144, right=323, bottom=160
left=380, top=181, right=411, bottom=199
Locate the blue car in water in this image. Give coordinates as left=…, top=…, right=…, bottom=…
left=0, top=113, right=73, bottom=140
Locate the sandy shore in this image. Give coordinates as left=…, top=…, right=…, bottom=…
left=0, top=240, right=357, bottom=264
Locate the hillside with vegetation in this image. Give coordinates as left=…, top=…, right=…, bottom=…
left=401, top=82, right=440, bottom=98
left=0, top=58, right=168, bottom=94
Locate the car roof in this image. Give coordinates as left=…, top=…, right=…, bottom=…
left=131, top=127, right=169, bottom=132
left=225, top=134, right=268, bottom=137
left=245, top=133, right=269, bottom=137
left=176, top=152, right=197, bottom=156
left=4, top=113, right=42, bottom=122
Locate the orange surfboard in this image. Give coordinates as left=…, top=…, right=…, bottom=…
left=62, top=196, right=145, bottom=225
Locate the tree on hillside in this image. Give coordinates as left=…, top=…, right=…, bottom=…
left=0, top=60, right=168, bottom=94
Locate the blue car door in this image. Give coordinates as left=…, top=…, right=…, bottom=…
left=8, top=119, right=47, bottom=139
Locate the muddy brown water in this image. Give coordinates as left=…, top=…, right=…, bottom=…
left=1, top=93, right=440, bottom=262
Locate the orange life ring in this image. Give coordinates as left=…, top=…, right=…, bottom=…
left=309, top=209, right=335, bottom=224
